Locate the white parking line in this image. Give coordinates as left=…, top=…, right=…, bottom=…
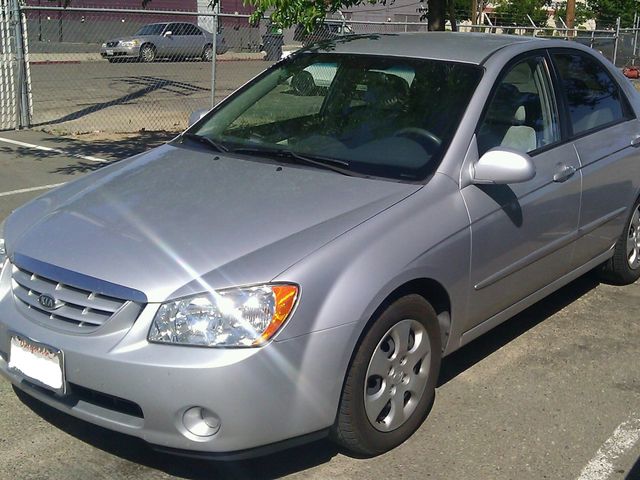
left=0, top=136, right=107, bottom=163
left=0, top=183, right=66, bottom=198
left=577, top=414, right=640, bottom=480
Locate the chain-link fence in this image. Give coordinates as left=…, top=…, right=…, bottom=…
left=6, top=5, right=640, bottom=136
left=19, top=6, right=270, bottom=134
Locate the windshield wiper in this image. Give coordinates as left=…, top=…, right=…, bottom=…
left=233, top=146, right=359, bottom=177
left=180, top=133, right=229, bottom=153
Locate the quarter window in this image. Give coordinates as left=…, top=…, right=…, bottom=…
left=552, top=52, right=629, bottom=135
left=478, top=56, right=560, bottom=156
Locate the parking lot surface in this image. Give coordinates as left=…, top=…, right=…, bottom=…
left=0, top=131, right=638, bottom=480
left=29, top=60, right=270, bottom=134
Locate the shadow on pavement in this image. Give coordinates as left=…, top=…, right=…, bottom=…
left=34, top=76, right=207, bottom=128
left=438, top=273, right=600, bottom=386
left=0, top=130, right=173, bottom=174
left=12, top=272, right=602, bottom=479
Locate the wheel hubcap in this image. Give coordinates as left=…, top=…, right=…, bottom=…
left=364, top=319, right=431, bottom=432
left=627, top=206, right=640, bottom=269
left=142, top=48, right=153, bottom=61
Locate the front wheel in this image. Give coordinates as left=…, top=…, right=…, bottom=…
left=331, top=295, right=442, bottom=456
left=139, top=44, right=156, bottom=63
left=600, top=197, right=640, bottom=285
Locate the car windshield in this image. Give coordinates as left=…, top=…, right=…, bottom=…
left=193, top=53, right=482, bottom=180
left=136, top=24, right=166, bottom=36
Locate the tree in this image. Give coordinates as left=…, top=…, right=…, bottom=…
left=493, top=0, right=551, bottom=26
left=588, top=0, right=639, bottom=28
left=240, top=0, right=452, bottom=31
left=554, top=1, right=591, bottom=27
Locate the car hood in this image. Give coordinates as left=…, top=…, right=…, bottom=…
left=5, top=144, right=421, bottom=302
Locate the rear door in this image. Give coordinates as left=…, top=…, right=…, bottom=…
left=549, top=50, right=640, bottom=268
left=182, top=23, right=205, bottom=57
left=461, top=52, right=582, bottom=334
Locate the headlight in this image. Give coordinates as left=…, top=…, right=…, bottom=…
left=101, top=42, right=107, bottom=48
left=148, top=284, right=298, bottom=347
left=120, top=40, right=139, bottom=48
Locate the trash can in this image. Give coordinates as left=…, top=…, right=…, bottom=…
left=262, top=32, right=284, bottom=61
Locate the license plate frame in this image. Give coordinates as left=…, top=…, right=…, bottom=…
left=8, top=333, right=66, bottom=395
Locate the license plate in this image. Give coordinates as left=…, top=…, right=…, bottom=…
left=8, top=335, right=65, bottom=394
left=106, top=49, right=114, bottom=55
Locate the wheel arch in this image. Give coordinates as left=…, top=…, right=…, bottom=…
left=360, top=277, right=452, bottom=356
left=330, top=276, right=451, bottom=432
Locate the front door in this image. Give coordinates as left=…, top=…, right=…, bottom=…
left=461, top=53, right=582, bottom=334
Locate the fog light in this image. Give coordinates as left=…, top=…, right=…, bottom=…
left=182, top=407, right=221, bottom=437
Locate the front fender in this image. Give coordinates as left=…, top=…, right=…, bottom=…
left=274, top=172, right=471, bottom=358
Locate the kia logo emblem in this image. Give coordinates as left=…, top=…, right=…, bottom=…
left=38, top=294, right=59, bottom=310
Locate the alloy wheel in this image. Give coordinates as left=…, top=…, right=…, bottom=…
left=140, top=45, right=155, bottom=62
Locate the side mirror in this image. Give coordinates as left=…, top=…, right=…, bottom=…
left=471, top=147, right=535, bottom=184
left=164, top=30, right=173, bottom=37
left=188, top=108, right=208, bottom=127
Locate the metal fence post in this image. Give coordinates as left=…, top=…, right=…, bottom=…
left=633, top=13, right=639, bottom=65
left=211, top=2, right=220, bottom=108
left=11, top=0, right=30, bottom=128
left=613, top=16, right=621, bottom=66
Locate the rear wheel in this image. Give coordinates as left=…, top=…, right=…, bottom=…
left=600, top=197, right=640, bottom=285
left=139, top=44, right=156, bottom=63
left=332, top=295, right=442, bottom=456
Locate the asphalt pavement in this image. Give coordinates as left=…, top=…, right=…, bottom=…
left=29, top=59, right=270, bottom=134
left=0, top=130, right=639, bottom=480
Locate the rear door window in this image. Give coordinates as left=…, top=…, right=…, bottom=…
left=552, top=52, right=632, bottom=135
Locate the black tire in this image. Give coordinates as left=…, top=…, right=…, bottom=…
left=331, top=295, right=442, bottom=457
left=291, top=71, right=316, bottom=96
left=600, top=196, right=640, bottom=285
left=139, top=44, right=156, bottom=63
left=202, top=44, right=213, bottom=62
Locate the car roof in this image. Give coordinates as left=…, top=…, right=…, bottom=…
left=307, top=32, right=545, bottom=65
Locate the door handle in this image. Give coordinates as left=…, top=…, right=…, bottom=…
left=631, top=135, right=640, bottom=148
left=553, top=164, right=576, bottom=183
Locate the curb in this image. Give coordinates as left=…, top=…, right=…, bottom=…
left=28, top=52, right=266, bottom=64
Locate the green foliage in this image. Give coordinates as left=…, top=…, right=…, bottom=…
left=493, top=0, right=551, bottom=26
left=589, top=0, right=639, bottom=28
left=453, top=0, right=473, bottom=19
left=243, top=0, right=380, bottom=30
left=554, top=2, right=591, bottom=26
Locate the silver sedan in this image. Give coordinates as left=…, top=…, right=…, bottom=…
left=2, top=33, right=640, bottom=459
left=100, top=22, right=227, bottom=63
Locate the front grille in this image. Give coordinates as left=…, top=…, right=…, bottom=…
left=106, top=41, right=119, bottom=47
left=11, top=264, right=128, bottom=331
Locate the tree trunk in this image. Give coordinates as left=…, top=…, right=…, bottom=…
left=428, top=0, right=446, bottom=31
left=448, top=0, right=458, bottom=31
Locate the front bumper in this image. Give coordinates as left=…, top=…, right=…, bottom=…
left=0, top=263, right=354, bottom=454
left=100, top=45, right=140, bottom=59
